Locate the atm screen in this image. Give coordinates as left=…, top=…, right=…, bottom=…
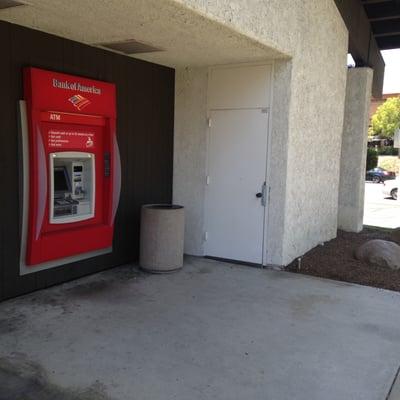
left=54, top=166, right=71, bottom=193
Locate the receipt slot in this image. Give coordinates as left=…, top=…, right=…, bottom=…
left=23, top=67, right=120, bottom=267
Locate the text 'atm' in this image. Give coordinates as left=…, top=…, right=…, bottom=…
left=23, top=67, right=120, bottom=266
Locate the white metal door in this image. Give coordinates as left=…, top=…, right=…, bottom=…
left=204, top=108, right=269, bottom=264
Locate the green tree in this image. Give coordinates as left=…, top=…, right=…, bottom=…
left=371, top=97, right=400, bottom=138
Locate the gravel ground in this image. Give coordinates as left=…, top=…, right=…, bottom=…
left=286, top=228, right=400, bottom=292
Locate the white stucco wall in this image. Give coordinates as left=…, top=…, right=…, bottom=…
left=264, top=60, right=292, bottom=265
left=173, top=0, right=349, bottom=265
left=279, top=4, right=349, bottom=265
left=174, top=68, right=209, bottom=255
left=338, top=68, right=373, bottom=232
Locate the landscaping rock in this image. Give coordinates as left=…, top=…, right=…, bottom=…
left=355, top=239, right=400, bottom=270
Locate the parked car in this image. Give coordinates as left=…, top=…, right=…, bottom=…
left=382, top=179, right=398, bottom=200
left=366, top=167, right=396, bottom=183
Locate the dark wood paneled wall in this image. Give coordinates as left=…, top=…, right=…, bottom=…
left=0, top=21, right=175, bottom=300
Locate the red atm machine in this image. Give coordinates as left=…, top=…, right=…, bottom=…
left=23, top=68, right=120, bottom=266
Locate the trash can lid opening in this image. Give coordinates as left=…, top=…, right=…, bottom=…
left=143, top=204, right=183, bottom=210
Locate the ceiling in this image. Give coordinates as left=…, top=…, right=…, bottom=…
left=0, top=0, right=284, bottom=68
left=362, top=0, right=400, bottom=50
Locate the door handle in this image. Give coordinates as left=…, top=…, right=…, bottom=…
left=256, top=192, right=262, bottom=198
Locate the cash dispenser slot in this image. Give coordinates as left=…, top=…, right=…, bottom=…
left=50, top=152, right=95, bottom=224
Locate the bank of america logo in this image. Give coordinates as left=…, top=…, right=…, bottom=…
left=68, top=94, right=91, bottom=110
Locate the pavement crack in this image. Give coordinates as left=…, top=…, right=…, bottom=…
left=385, top=363, right=400, bottom=400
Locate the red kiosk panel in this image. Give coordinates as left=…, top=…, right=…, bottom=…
left=24, top=68, right=120, bottom=266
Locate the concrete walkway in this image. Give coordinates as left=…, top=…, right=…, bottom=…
left=1, top=257, right=400, bottom=400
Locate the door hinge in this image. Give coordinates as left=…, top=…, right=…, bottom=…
left=208, top=118, right=212, bottom=127
left=206, top=175, right=210, bottom=185
left=204, top=231, right=208, bottom=241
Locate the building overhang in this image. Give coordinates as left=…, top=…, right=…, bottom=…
left=0, top=0, right=287, bottom=68
left=362, top=0, right=400, bottom=50
left=336, top=0, right=400, bottom=98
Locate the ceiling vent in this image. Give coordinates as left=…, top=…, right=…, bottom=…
left=0, top=0, right=25, bottom=10
left=99, top=39, right=163, bottom=55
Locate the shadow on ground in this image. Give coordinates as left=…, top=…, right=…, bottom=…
left=0, top=355, right=111, bottom=400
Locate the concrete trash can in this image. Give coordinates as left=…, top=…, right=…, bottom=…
left=139, top=204, right=185, bottom=273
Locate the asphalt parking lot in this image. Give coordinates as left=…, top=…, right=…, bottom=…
left=364, top=181, right=400, bottom=229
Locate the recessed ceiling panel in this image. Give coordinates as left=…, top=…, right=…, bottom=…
left=99, top=39, right=163, bottom=55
